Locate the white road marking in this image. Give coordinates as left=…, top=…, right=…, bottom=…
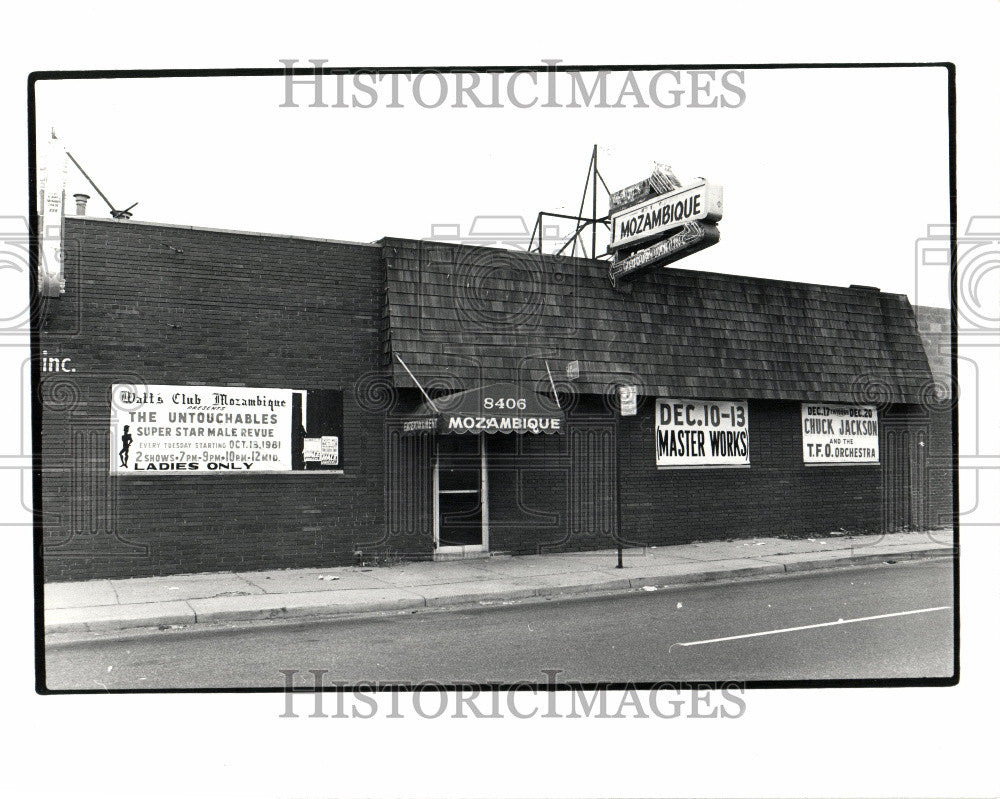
left=674, top=606, right=952, bottom=648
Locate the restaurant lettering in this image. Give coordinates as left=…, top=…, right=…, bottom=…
left=445, top=415, right=562, bottom=433
left=801, top=404, right=879, bottom=464
left=402, top=418, right=437, bottom=433
left=655, top=398, right=749, bottom=468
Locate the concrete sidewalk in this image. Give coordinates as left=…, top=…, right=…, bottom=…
left=44, top=529, right=954, bottom=637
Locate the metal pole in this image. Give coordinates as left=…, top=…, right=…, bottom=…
left=539, top=211, right=600, bottom=222
left=544, top=360, right=561, bottom=409
left=591, top=145, right=598, bottom=258
left=596, top=167, right=612, bottom=195
left=554, top=223, right=590, bottom=257
left=394, top=353, right=440, bottom=413
left=615, top=412, right=624, bottom=568
left=529, top=213, right=541, bottom=253
left=65, top=151, right=117, bottom=214
left=571, top=150, right=593, bottom=258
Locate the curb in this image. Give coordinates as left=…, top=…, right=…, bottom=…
left=44, top=546, right=953, bottom=638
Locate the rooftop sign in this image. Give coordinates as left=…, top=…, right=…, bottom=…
left=606, top=165, right=724, bottom=287
left=609, top=222, right=720, bottom=285
left=609, top=181, right=723, bottom=251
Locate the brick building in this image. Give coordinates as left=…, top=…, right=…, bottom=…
left=38, top=216, right=953, bottom=581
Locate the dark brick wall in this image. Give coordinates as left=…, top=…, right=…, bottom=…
left=881, top=402, right=953, bottom=531
left=912, top=305, right=955, bottom=530
left=469, top=398, right=949, bottom=555
left=617, top=399, right=950, bottom=545
left=927, top=404, right=954, bottom=530
left=618, top=400, right=881, bottom=544
left=914, top=305, right=951, bottom=393
left=39, top=219, right=953, bottom=582
left=41, top=218, right=390, bottom=581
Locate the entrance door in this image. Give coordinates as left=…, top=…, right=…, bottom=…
left=882, top=423, right=928, bottom=532
left=434, top=434, right=488, bottom=556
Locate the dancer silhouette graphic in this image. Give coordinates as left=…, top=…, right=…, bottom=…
left=119, top=425, right=133, bottom=467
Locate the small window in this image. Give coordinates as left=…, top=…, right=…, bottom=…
left=293, top=389, right=344, bottom=471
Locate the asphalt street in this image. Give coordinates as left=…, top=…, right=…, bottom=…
left=43, top=559, right=954, bottom=689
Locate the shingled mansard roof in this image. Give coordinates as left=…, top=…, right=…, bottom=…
left=381, top=237, right=933, bottom=404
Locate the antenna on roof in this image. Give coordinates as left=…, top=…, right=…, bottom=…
left=528, top=144, right=612, bottom=260
left=64, top=148, right=138, bottom=220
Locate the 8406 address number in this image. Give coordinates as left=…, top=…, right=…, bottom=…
left=483, top=397, right=527, bottom=411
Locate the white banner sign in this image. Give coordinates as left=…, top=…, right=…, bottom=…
left=39, top=135, right=68, bottom=297
left=619, top=385, right=637, bottom=416
left=610, top=181, right=723, bottom=250
left=801, top=404, right=879, bottom=464
left=303, top=438, right=322, bottom=461
left=111, top=384, right=294, bottom=474
left=655, top=398, right=749, bottom=468
left=320, top=435, right=340, bottom=466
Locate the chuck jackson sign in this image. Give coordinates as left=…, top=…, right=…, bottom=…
left=109, top=384, right=343, bottom=474
left=801, top=404, right=879, bottom=464
left=655, top=398, right=749, bottom=468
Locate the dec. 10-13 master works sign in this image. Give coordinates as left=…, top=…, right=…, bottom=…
left=655, top=398, right=749, bottom=468
left=111, top=384, right=295, bottom=473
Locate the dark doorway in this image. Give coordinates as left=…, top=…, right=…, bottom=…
left=883, top=423, right=928, bottom=531
left=436, top=434, right=486, bottom=549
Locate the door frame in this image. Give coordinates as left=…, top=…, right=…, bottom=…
left=882, top=422, right=928, bottom=532
left=433, top=433, right=489, bottom=557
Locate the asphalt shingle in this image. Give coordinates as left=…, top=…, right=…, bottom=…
left=381, top=238, right=933, bottom=403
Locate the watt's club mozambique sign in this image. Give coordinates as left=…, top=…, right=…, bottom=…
left=655, top=398, right=749, bottom=468
left=801, top=404, right=879, bottom=464
left=111, top=384, right=303, bottom=474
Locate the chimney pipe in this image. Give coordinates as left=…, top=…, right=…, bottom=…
left=73, top=193, right=90, bottom=216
